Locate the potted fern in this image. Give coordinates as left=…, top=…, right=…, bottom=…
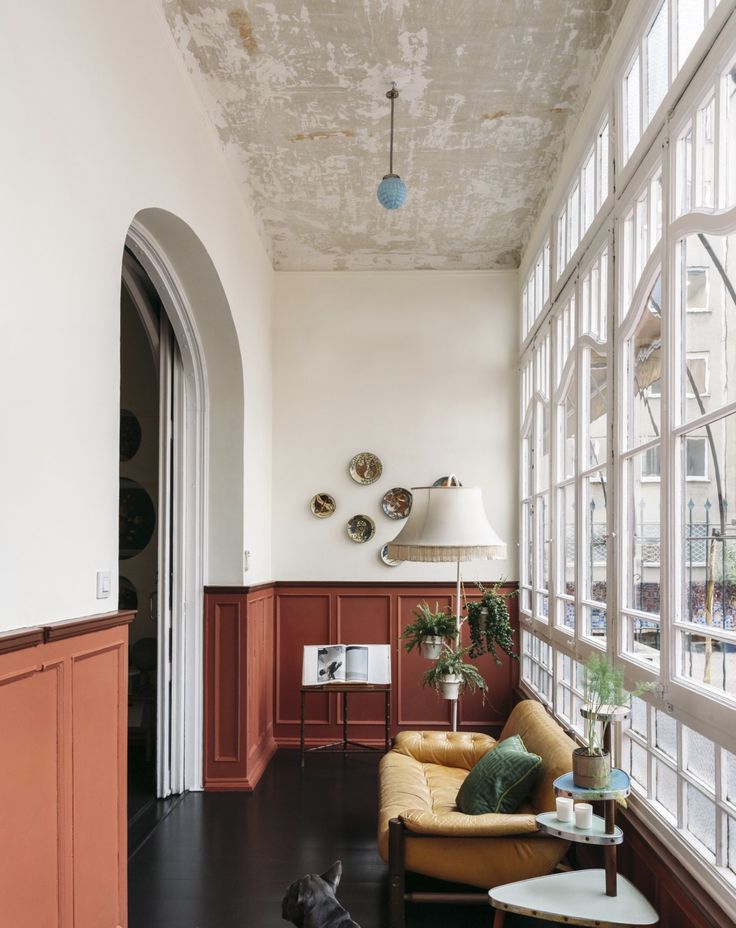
left=573, top=654, right=654, bottom=789
left=422, top=646, right=488, bottom=701
left=465, top=582, right=518, bottom=663
left=401, top=602, right=458, bottom=660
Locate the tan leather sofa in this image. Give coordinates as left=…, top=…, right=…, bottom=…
left=378, top=700, right=576, bottom=925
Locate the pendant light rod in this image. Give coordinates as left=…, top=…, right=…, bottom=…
left=387, top=82, right=398, bottom=176
left=376, top=82, right=406, bottom=210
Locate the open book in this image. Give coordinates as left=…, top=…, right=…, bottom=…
left=302, top=644, right=391, bottom=686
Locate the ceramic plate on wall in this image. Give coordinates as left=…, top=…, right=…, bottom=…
left=382, top=487, right=412, bottom=520
left=347, top=514, right=375, bottom=543
left=349, top=451, right=383, bottom=485
left=310, top=492, right=336, bottom=518
left=380, top=544, right=402, bottom=567
left=433, top=475, right=463, bottom=487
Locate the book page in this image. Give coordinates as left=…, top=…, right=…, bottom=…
left=345, top=645, right=368, bottom=683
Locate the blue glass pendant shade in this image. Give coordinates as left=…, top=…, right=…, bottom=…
left=377, top=174, right=407, bottom=209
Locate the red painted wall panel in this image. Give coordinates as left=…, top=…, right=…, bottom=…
left=271, top=583, right=518, bottom=746
left=204, top=587, right=277, bottom=790
left=0, top=620, right=129, bottom=928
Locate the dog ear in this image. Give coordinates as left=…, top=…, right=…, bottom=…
left=321, top=860, right=342, bottom=892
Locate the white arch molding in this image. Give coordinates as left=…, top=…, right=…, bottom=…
left=125, top=218, right=209, bottom=794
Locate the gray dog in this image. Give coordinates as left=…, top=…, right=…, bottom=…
left=281, top=861, right=361, bottom=928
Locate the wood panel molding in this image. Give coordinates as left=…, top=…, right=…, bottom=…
left=44, top=610, right=135, bottom=642
left=0, top=627, right=44, bottom=654
left=204, top=588, right=277, bottom=791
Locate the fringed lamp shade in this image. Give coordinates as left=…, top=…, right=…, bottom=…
left=386, top=484, right=506, bottom=563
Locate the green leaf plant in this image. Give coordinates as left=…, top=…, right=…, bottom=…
left=582, top=653, right=655, bottom=756
left=421, top=645, right=488, bottom=696
left=401, top=601, right=458, bottom=653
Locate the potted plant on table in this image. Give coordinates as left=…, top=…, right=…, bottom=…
left=465, top=582, right=518, bottom=663
left=573, top=653, right=654, bottom=789
left=401, top=602, right=458, bottom=660
left=422, top=646, right=488, bottom=701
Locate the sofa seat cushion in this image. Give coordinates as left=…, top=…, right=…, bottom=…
left=456, top=736, right=542, bottom=815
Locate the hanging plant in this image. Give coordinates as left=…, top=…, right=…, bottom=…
left=464, top=582, right=518, bottom=663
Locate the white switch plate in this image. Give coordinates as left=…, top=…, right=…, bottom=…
left=96, top=570, right=112, bottom=599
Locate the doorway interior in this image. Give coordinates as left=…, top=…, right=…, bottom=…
left=121, top=248, right=187, bottom=839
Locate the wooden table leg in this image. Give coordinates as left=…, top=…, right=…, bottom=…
left=491, top=907, right=505, bottom=927
left=605, top=799, right=617, bottom=896
left=300, top=689, right=305, bottom=768
left=342, top=690, right=348, bottom=751
left=385, top=689, right=390, bottom=751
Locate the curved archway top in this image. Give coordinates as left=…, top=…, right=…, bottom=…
left=124, top=207, right=245, bottom=583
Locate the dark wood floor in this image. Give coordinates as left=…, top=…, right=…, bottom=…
left=128, top=750, right=550, bottom=928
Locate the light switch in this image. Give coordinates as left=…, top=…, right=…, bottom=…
left=96, top=570, right=112, bottom=599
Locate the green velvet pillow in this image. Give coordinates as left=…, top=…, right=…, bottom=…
left=455, top=735, right=542, bottom=815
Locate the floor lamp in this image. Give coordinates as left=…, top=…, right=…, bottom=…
left=387, top=476, right=506, bottom=731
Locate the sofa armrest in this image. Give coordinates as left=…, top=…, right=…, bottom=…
left=392, top=731, right=496, bottom=769
left=399, top=809, right=540, bottom=837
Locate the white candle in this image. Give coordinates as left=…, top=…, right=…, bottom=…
left=575, top=802, right=593, bottom=829
left=556, top=797, right=574, bottom=822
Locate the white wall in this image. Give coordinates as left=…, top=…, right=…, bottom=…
left=273, top=271, right=519, bottom=583
left=0, top=0, right=274, bottom=630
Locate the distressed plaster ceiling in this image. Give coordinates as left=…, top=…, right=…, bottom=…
left=163, top=1, right=629, bottom=270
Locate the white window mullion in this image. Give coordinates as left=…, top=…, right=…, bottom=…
left=660, top=130, right=674, bottom=692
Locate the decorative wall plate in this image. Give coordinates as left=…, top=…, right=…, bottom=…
left=382, top=487, right=412, bottom=520
left=349, top=451, right=383, bottom=485
left=310, top=492, right=336, bottom=518
left=119, top=478, right=156, bottom=560
left=118, top=576, right=138, bottom=610
left=347, top=514, right=376, bottom=543
left=380, top=544, right=402, bottom=567
left=120, top=409, right=142, bottom=462
left=433, top=475, right=463, bottom=487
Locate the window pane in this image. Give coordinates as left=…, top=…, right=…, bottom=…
left=561, top=484, right=576, bottom=599
left=626, top=54, right=642, bottom=160
left=678, top=0, right=705, bottom=70
left=585, top=471, right=608, bottom=608
left=561, top=381, right=577, bottom=480
left=686, top=784, right=716, bottom=855
left=626, top=449, right=662, bottom=619
left=726, top=749, right=736, bottom=807
left=728, top=816, right=736, bottom=876
left=647, top=3, right=669, bottom=122
left=597, top=121, right=609, bottom=209
left=696, top=97, right=715, bottom=209
left=677, top=127, right=693, bottom=216
left=679, top=632, right=736, bottom=698
left=630, top=739, right=649, bottom=789
left=628, top=278, right=662, bottom=449
left=655, top=759, right=678, bottom=819
left=726, top=66, right=736, bottom=208
left=631, top=695, right=648, bottom=735
left=682, top=232, right=736, bottom=423
left=684, top=726, right=715, bottom=786
left=537, top=401, right=551, bottom=491
left=655, top=709, right=677, bottom=758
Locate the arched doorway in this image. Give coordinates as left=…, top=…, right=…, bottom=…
left=120, top=210, right=245, bottom=801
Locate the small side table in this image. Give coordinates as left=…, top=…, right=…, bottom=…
left=300, top=683, right=391, bottom=767
left=489, top=869, right=658, bottom=927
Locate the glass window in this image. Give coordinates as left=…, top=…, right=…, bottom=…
left=678, top=0, right=705, bottom=70
left=647, top=4, right=669, bottom=121
left=626, top=54, right=642, bottom=160
left=627, top=278, right=662, bottom=450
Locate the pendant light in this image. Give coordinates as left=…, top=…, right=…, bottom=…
left=376, top=83, right=407, bottom=210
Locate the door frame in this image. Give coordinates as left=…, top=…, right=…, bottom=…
left=124, top=221, right=209, bottom=792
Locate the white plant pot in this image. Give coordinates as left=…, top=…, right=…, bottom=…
left=438, top=673, right=462, bottom=700
left=420, top=637, right=444, bottom=660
